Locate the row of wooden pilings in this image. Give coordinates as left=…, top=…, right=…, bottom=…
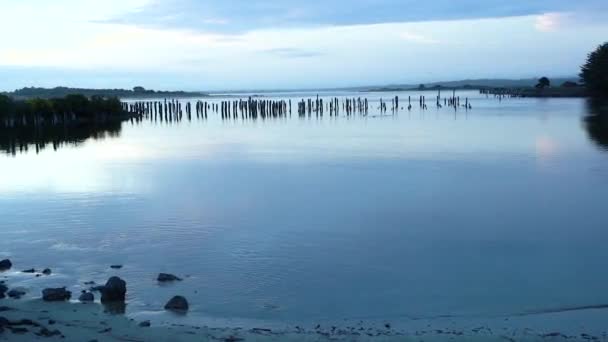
left=122, top=92, right=473, bottom=122
left=479, top=88, right=520, bottom=99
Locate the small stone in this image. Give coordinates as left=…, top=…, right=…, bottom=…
left=157, top=273, right=182, bottom=282
left=7, top=288, right=26, bottom=299
left=22, top=269, right=36, bottom=273
left=42, top=268, right=52, bottom=275
left=138, top=320, right=151, bottom=327
left=0, top=260, right=12, bottom=271
left=42, top=288, right=71, bottom=302
left=79, top=291, right=94, bottom=303
left=110, top=265, right=123, bottom=269
left=48, top=319, right=56, bottom=325
left=164, top=296, right=189, bottom=312
left=36, top=327, right=62, bottom=337
left=10, top=327, right=28, bottom=334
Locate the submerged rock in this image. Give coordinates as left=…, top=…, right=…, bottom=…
left=157, top=273, right=182, bottom=282
left=22, top=269, right=36, bottom=273
left=42, top=288, right=71, bottom=302
left=79, top=291, right=94, bottom=303
left=0, top=284, right=7, bottom=298
left=0, top=259, right=12, bottom=271
left=7, top=288, right=26, bottom=299
left=138, top=320, right=151, bottom=327
left=110, top=265, right=123, bottom=270
left=42, top=268, right=52, bottom=276
left=100, top=277, right=127, bottom=303
left=35, top=327, right=62, bottom=338
left=164, top=296, right=189, bottom=312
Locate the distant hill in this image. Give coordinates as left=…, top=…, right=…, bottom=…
left=2, top=87, right=207, bottom=100
left=366, top=77, right=580, bottom=92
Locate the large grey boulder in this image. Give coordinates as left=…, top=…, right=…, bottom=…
left=100, top=277, right=126, bottom=303
left=42, top=288, right=71, bottom=302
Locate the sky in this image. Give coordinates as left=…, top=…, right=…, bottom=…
left=1, top=0, right=608, bottom=91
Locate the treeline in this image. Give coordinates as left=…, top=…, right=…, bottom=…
left=0, top=94, right=126, bottom=126
left=3, top=86, right=205, bottom=100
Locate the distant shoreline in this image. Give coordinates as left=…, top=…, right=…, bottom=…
left=1, top=87, right=207, bottom=101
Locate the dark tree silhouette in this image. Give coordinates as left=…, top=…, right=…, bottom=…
left=561, top=81, right=579, bottom=88
left=580, top=42, right=608, bottom=98
left=536, top=77, right=550, bottom=89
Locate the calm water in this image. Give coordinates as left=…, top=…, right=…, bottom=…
left=1, top=90, right=608, bottom=326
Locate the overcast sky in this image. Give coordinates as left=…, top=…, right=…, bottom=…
left=1, top=0, right=607, bottom=91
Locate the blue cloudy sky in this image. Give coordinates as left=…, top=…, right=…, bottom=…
left=1, top=0, right=607, bottom=91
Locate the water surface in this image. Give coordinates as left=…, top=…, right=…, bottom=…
left=1, top=90, right=607, bottom=327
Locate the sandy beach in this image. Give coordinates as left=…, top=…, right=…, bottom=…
left=2, top=271, right=608, bottom=341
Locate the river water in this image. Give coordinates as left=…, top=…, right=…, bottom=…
left=1, top=90, right=607, bottom=329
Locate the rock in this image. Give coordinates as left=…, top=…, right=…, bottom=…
left=36, top=327, right=62, bottom=337
left=79, top=291, right=94, bottom=303
left=0, top=284, right=7, bottom=298
left=0, top=316, right=9, bottom=327
left=138, top=320, right=151, bottom=327
left=10, top=327, right=29, bottom=334
left=22, top=269, right=36, bottom=273
left=42, top=288, right=71, bottom=302
left=7, top=288, right=26, bottom=299
left=164, top=296, right=189, bottom=312
left=110, top=265, right=123, bottom=269
left=100, top=277, right=126, bottom=303
left=0, top=259, right=12, bottom=271
left=42, top=268, right=52, bottom=275
left=157, top=273, right=182, bottom=282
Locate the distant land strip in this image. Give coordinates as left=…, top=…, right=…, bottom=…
left=0, top=86, right=207, bottom=100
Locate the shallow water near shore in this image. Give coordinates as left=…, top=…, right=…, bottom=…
left=1, top=90, right=608, bottom=333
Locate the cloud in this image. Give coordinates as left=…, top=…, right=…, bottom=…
left=261, top=48, right=325, bottom=59
left=535, top=12, right=568, bottom=32
left=399, top=31, right=440, bottom=44
left=104, top=0, right=607, bottom=33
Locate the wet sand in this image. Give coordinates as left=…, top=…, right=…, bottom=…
left=1, top=296, right=608, bottom=341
